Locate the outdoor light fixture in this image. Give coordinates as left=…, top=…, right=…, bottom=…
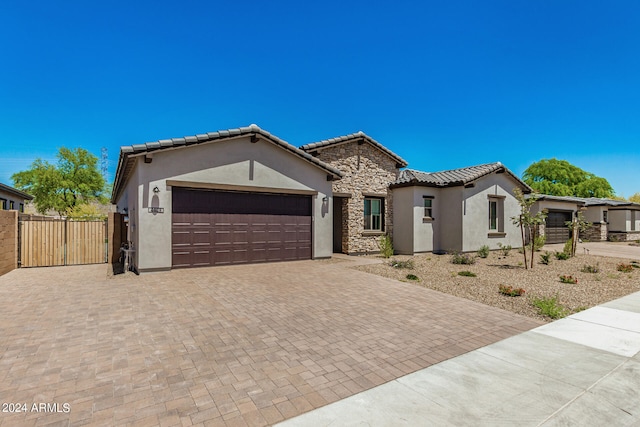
left=322, top=196, right=328, bottom=203
left=153, top=186, right=160, bottom=193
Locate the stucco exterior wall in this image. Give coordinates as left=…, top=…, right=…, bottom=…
left=116, top=136, right=333, bottom=272
left=437, top=188, right=463, bottom=252
left=609, top=209, right=639, bottom=233
left=312, top=142, right=399, bottom=254
left=584, top=206, right=606, bottom=223
left=460, top=174, right=524, bottom=252
left=392, top=186, right=442, bottom=254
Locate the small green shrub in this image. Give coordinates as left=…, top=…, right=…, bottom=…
left=540, top=252, right=552, bottom=265
left=498, top=285, right=525, bottom=297
left=581, top=263, right=600, bottom=273
left=532, top=295, right=568, bottom=319
left=477, top=245, right=490, bottom=258
left=555, top=251, right=570, bottom=260
left=617, top=263, right=634, bottom=273
left=389, top=259, right=414, bottom=269
left=533, top=235, right=546, bottom=252
left=497, top=243, right=512, bottom=256
left=379, top=234, right=394, bottom=258
left=458, top=271, right=477, bottom=277
left=563, top=239, right=574, bottom=257
left=559, top=275, right=578, bottom=284
left=406, top=274, right=419, bottom=281
left=450, top=252, right=476, bottom=265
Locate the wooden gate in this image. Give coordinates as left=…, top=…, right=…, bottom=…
left=19, top=216, right=107, bottom=267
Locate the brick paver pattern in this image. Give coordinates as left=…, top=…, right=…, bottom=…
left=0, top=259, right=542, bottom=426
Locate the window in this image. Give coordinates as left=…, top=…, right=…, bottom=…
left=489, top=200, right=498, bottom=230
left=632, top=211, right=637, bottom=231
left=488, top=195, right=505, bottom=234
left=423, top=196, right=433, bottom=218
left=0, top=199, right=5, bottom=210
left=364, top=198, right=383, bottom=231
left=603, top=211, right=608, bottom=223
left=9, top=201, right=14, bottom=210
left=19, top=203, right=24, bottom=213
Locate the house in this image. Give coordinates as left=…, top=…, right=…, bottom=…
left=0, top=183, right=33, bottom=212
left=530, top=195, right=640, bottom=243
left=118, top=124, right=625, bottom=273
left=300, top=132, right=407, bottom=254
left=390, top=163, right=531, bottom=254
left=111, top=125, right=342, bottom=273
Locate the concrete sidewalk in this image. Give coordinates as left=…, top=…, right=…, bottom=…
left=277, top=291, right=640, bottom=426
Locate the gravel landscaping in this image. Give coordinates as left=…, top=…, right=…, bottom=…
left=354, top=249, right=640, bottom=322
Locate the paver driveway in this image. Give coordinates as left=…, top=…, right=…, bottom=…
left=0, top=258, right=542, bottom=426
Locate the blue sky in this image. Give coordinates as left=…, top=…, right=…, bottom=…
left=1, top=1, right=639, bottom=197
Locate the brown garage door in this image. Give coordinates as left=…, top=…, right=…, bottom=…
left=172, top=188, right=312, bottom=268
left=545, top=211, right=572, bottom=244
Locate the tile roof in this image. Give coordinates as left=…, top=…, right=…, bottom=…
left=392, top=162, right=531, bottom=191
left=299, top=131, right=408, bottom=167
left=527, top=194, right=640, bottom=208
left=0, top=182, right=34, bottom=200
left=111, top=124, right=343, bottom=203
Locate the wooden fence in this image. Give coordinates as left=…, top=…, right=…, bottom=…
left=19, top=217, right=107, bottom=267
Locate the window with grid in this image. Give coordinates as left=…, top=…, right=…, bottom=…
left=364, top=198, right=383, bottom=231
left=423, top=196, right=433, bottom=218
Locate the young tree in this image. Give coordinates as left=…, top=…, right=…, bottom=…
left=512, top=189, right=547, bottom=270
left=523, top=159, right=614, bottom=198
left=12, top=147, right=107, bottom=215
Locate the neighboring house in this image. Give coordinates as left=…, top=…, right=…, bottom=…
left=300, top=132, right=407, bottom=254
left=390, top=163, right=531, bottom=254
left=531, top=195, right=640, bottom=242
left=111, top=124, right=342, bottom=273
left=0, top=183, right=33, bottom=212
left=529, top=195, right=586, bottom=244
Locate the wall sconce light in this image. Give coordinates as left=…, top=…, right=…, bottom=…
left=153, top=186, right=160, bottom=193
left=322, top=196, right=328, bottom=203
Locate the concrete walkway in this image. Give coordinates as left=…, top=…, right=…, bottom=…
left=277, top=291, right=640, bottom=426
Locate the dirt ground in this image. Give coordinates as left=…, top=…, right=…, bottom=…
left=354, top=246, right=640, bottom=322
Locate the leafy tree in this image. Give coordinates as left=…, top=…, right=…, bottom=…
left=522, top=159, right=614, bottom=198
left=630, top=193, right=640, bottom=204
left=12, top=147, right=107, bottom=215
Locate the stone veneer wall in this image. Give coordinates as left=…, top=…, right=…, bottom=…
left=583, top=222, right=607, bottom=241
left=313, top=142, right=399, bottom=254
left=609, top=231, right=640, bottom=242
left=0, top=210, right=18, bottom=276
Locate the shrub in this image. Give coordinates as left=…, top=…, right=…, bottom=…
left=450, top=252, right=476, bottom=265
left=559, top=275, right=578, bottom=284
left=532, top=295, right=568, bottom=319
left=497, top=243, right=512, bottom=256
left=581, top=263, right=600, bottom=273
left=389, top=259, right=414, bottom=269
left=458, top=271, right=477, bottom=277
left=562, top=238, right=573, bottom=258
left=540, top=252, right=552, bottom=265
left=617, top=263, right=634, bottom=273
left=379, top=234, right=394, bottom=258
left=498, top=285, right=525, bottom=297
left=555, top=251, right=570, bottom=260
left=533, top=235, right=546, bottom=252
left=406, top=274, right=419, bottom=281
left=477, top=245, right=490, bottom=258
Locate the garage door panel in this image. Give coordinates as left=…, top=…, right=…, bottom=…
left=172, top=189, right=312, bottom=268
left=546, top=211, right=572, bottom=244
